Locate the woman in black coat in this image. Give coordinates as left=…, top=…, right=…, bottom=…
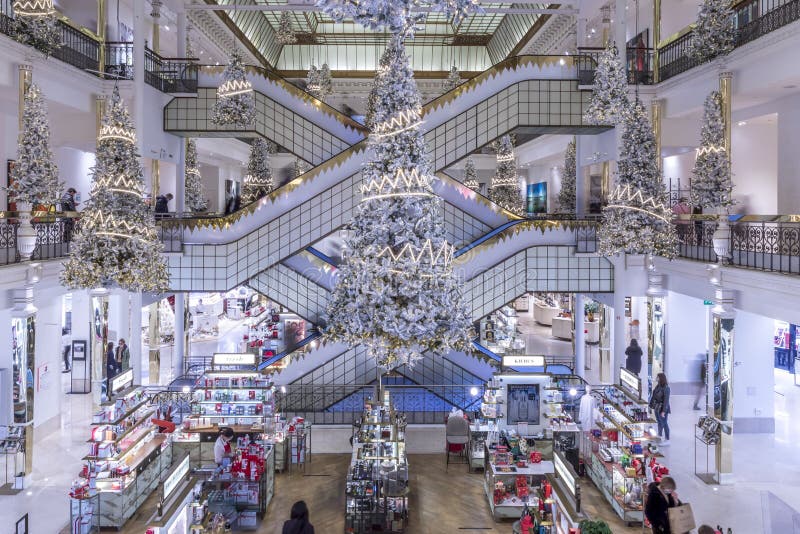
left=106, top=342, right=118, bottom=378
left=644, top=477, right=680, bottom=533
left=283, top=500, right=315, bottom=534
left=625, top=339, right=643, bottom=374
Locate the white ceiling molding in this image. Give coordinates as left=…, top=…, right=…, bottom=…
left=187, top=8, right=261, bottom=65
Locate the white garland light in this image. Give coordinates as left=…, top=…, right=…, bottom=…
left=463, top=157, right=479, bottom=191
left=691, top=91, right=734, bottom=210
left=98, top=124, right=136, bottom=145
left=605, top=184, right=671, bottom=223
left=13, top=0, right=55, bottom=16
left=211, top=51, right=255, bottom=128
left=217, top=78, right=253, bottom=98
left=489, top=134, right=523, bottom=215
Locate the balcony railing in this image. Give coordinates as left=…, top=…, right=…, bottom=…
left=577, top=46, right=655, bottom=86
left=145, top=47, right=198, bottom=94
left=105, top=41, right=134, bottom=80
left=658, top=0, right=800, bottom=82
left=0, top=214, right=76, bottom=265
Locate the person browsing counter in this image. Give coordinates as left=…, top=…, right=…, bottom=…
left=214, top=427, right=236, bottom=466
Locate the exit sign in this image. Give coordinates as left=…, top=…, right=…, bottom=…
left=704, top=299, right=713, bottom=305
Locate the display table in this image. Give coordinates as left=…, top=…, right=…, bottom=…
left=551, top=317, right=572, bottom=340
left=534, top=302, right=560, bottom=326
left=484, top=445, right=554, bottom=520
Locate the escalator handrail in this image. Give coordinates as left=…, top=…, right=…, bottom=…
left=257, top=330, right=323, bottom=370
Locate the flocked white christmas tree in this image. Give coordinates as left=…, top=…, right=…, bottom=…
left=184, top=139, right=209, bottom=213
left=276, top=12, right=298, bottom=45
left=306, top=64, right=333, bottom=100
left=317, top=0, right=479, bottom=36
left=557, top=138, right=576, bottom=213
left=691, top=91, right=733, bottom=210
left=599, top=99, right=677, bottom=258
left=293, top=158, right=309, bottom=180
left=443, top=65, right=462, bottom=91
left=12, top=0, right=62, bottom=56
left=490, top=135, right=523, bottom=215
left=9, top=83, right=61, bottom=206
left=688, top=0, right=735, bottom=62
left=324, top=37, right=472, bottom=368
left=584, top=44, right=630, bottom=125
left=242, top=138, right=274, bottom=204
left=61, top=87, right=169, bottom=292
left=212, top=51, right=255, bottom=128
left=463, top=157, right=479, bottom=191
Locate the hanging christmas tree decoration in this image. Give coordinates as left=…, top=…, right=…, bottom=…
left=320, top=63, right=333, bottom=97
left=242, top=138, right=274, bottom=204
left=443, top=65, right=462, bottom=91
left=10, top=83, right=62, bottom=260
left=317, top=0, right=480, bottom=36
left=598, top=99, right=677, bottom=258
left=324, top=37, right=472, bottom=368
left=211, top=51, right=255, bottom=128
left=584, top=44, right=630, bottom=125
left=12, top=0, right=62, bottom=56
left=490, top=135, right=523, bottom=215
left=691, top=91, right=733, bottom=210
left=463, top=157, right=479, bottom=191
left=61, top=87, right=169, bottom=292
left=293, top=158, right=310, bottom=180
left=305, top=64, right=321, bottom=98
left=688, top=0, right=735, bottom=62
left=184, top=139, right=209, bottom=213
left=557, top=138, right=577, bottom=213
left=276, top=12, right=298, bottom=45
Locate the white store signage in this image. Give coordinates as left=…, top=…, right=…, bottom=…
left=110, top=369, right=134, bottom=394
left=163, top=454, right=190, bottom=502
left=554, top=452, right=575, bottom=497
left=620, top=368, right=641, bottom=397
left=502, top=355, right=545, bottom=367
left=213, top=353, right=258, bottom=366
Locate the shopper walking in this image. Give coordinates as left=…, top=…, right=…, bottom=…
left=116, top=338, right=131, bottom=372
left=62, top=327, right=72, bottom=373
left=105, top=341, right=118, bottom=378
left=283, top=500, right=315, bottom=534
left=644, top=476, right=681, bottom=533
left=693, top=357, right=707, bottom=411
left=155, top=193, right=173, bottom=214
left=625, top=339, right=643, bottom=375
left=60, top=187, right=78, bottom=211
left=214, top=427, right=236, bottom=466
left=649, top=373, right=671, bottom=444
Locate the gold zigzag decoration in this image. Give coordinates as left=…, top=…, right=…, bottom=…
left=605, top=184, right=671, bottom=222
left=84, top=211, right=156, bottom=238
left=360, top=168, right=431, bottom=198
left=13, top=0, right=55, bottom=16
left=696, top=145, right=726, bottom=157
left=372, top=107, right=423, bottom=137
left=376, top=239, right=454, bottom=268
left=98, top=124, right=136, bottom=144
left=218, top=79, right=253, bottom=98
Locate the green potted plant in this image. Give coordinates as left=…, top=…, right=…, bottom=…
left=584, top=301, right=600, bottom=322
left=579, top=519, right=613, bottom=534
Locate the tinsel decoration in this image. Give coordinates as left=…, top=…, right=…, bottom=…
left=324, top=37, right=472, bottom=368
left=306, top=64, right=333, bottom=99
left=242, top=138, right=274, bottom=204
left=584, top=44, right=629, bottom=125
left=293, top=158, right=309, bottom=180
left=557, top=138, right=576, bottom=213
left=61, top=87, right=170, bottom=292
left=184, top=139, right=209, bottom=213
left=443, top=65, right=462, bottom=92
left=489, top=135, right=523, bottom=215
left=463, top=157, right=479, bottom=191
left=276, top=12, right=298, bottom=45
left=598, top=100, right=677, bottom=258
left=688, top=0, right=735, bottom=62
left=9, top=83, right=62, bottom=206
left=317, top=0, right=480, bottom=36
left=691, top=91, right=733, bottom=209
left=211, top=51, right=255, bottom=128
left=12, top=0, right=62, bottom=56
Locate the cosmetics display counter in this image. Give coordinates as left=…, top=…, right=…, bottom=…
left=546, top=449, right=585, bottom=532
left=483, top=442, right=555, bottom=520
left=345, top=393, right=408, bottom=534
left=145, top=454, right=203, bottom=534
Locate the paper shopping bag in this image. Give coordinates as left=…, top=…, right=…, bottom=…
left=668, top=503, right=696, bottom=533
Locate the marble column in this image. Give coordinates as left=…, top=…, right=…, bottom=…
left=11, top=287, right=36, bottom=476
left=90, top=288, right=109, bottom=405
left=173, top=293, right=186, bottom=379
left=711, top=286, right=735, bottom=484
left=177, top=9, right=187, bottom=58
left=653, top=0, right=661, bottom=82
left=18, top=64, right=32, bottom=130
left=148, top=302, right=160, bottom=385
left=574, top=294, right=586, bottom=378
left=651, top=99, right=663, bottom=174
left=719, top=71, right=733, bottom=168
left=129, top=293, right=143, bottom=385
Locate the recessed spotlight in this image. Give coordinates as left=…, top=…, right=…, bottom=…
left=215, top=61, right=220, bottom=66
left=737, top=121, right=747, bottom=126
left=559, top=58, right=565, bottom=66
left=164, top=25, right=170, bottom=31
left=590, top=28, right=596, bottom=33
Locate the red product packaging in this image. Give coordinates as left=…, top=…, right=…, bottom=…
left=215, top=403, right=222, bottom=413
left=249, top=390, right=255, bottom=400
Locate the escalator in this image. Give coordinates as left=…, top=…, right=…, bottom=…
left=164, top=55, right=610, bottom=293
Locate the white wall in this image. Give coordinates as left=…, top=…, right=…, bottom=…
left=776, top=96, right=800, bottom=213
left=732, top=309, right=775, bottom=432
left=731, top=121, right=778, bottom=214
left=665, top=291, right=707, bottom=392
left=33, top=294, right=63, bottom=428
left=54, top=147, right=95, bottom=207
left=661, top=0, right=703, bottom=40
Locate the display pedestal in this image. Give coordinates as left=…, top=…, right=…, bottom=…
left=551, top=317, right=572, bottom=340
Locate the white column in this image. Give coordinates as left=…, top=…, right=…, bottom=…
left=133, top=0, right=146, bottom=157
left=614, top=0, right=627, bottom=50
left=177, top=10, right=187, bottom=58
left=575, top=293, right=586, bottom=378
left=173, top=293, right=186, bottom=378
left=129, top=293, right=143, bottom=385
left=612, top=258, right=627, bottom=385
left=176, top=140, right=186, bottom=214
left=106, top=0, right=120, bottom=41
left=575, top=136, right=586, bottom=216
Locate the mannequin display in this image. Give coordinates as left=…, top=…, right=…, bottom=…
left=578, top=385, right=596, bottom=430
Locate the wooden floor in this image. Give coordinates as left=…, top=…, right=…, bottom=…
left=122, top=453, right=643, bottom=533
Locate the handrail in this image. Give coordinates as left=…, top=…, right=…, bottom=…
left=257, top=330, right=323, bottom=370
left=306, top=246, right=337, bottom=266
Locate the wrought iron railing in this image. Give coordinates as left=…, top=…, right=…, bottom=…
left=0, top=216, right=76, bottom=265
left=577, top=47, right=655, bottom=86
left=658, top=0, right=800, bottom=82
left=676, top=216, right=800, bottom=274
left=277, top=383, right=484, bottom=425
left=105, top=42, right=134, bottom=80
left=145, top=47, right=199, bottom=94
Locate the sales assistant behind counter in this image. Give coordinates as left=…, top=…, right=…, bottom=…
left=214, top=427, right=236, bottom=466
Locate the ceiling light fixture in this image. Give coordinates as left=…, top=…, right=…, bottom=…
left=164, top=25, right=169, bottom=31
left=737, top=121, right=747, bottom=126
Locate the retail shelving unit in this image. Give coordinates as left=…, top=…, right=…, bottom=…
left=345, top=392, right=408, bottom=534
left=81, top=386, right=174, bottom=529
left=0, top=425, right=25, bottom=495
left=546, top=449, right=586, bottom=532
left=483, top=444, right=555, bottom=521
